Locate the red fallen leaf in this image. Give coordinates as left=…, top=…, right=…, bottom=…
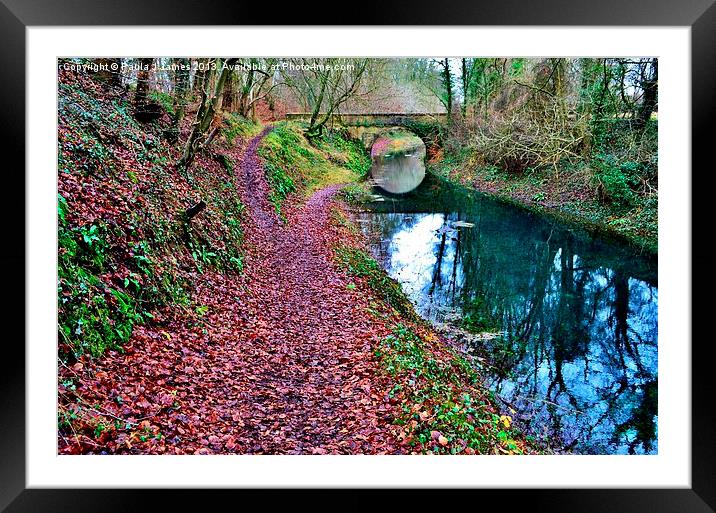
left=158, top=393, right=174, bottom=407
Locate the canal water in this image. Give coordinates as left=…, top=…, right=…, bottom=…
left=357, top=173, right=658, bottom=454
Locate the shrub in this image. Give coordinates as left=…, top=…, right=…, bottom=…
left=591, top=154, right=636, bottom=208
left=469, top=106, right=589, bottom=174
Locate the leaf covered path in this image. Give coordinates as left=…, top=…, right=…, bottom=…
left=60, top=128, right=403, bottom=454
left=212, top=128, right=402, bottom=453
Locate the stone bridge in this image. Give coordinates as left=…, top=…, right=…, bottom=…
left=285, top=112, right=446, bottom=150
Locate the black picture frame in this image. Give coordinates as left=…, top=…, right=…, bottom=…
left=2, top=1, right=714, bottom=511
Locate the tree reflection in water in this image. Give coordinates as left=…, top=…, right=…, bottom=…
left=358, top=182, right=658, bottom=454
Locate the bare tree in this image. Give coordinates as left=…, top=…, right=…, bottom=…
left=439, top=58, right=454, bottom=123
left=634, top=58, right=658, bottom=131
left=236, top=59, right=278, bottom=119
left=281, top=58, right=370, bottom=139
left=461, top=58, right=477, bottom=117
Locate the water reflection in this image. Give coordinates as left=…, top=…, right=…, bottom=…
left=371, top=152, right=426, bottom=195
left=358, top=179, right=658, bottom=454
left=370, top=132, right=427, bottom=194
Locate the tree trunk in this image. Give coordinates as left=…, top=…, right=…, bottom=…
left=442, top=58, right=453, bottom=124
left=191, top=59, right=209, bottom=100
left=239, top=59, right=256, bottom=117
left=185, top=200, right=206, bottom=220
left=634, top=59, right=658, bottom=132
left=134, top=58, right=153, bottom=111
left=222, top=69, right=236, bottom=112
left=306, top=72, right=329, bottom=138
left=171, top=58, right=190, bottom=141
left=461, top=58, right=469, bottom=118
left=178, top=58, right=238, bottom=171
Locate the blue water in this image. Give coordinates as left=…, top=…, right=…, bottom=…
left=358, top=175, right=657, bottom=454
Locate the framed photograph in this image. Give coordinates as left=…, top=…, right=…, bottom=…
left=4, top=0, right=714, bottom=510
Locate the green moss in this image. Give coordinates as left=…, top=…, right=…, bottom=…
left=222, top=113, right=262, bottom=146
left=148, top=90, right=175, bottom=116
left=258, top=122, right=371, bottom=217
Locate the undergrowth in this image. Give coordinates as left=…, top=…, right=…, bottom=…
left=338, top=183, right=373, bottom=205
left=58, top=69, right=247, bottom=361
left=221, top=112, right=263, bottom=146
left=431, top=142, right=658, bottom=253
left=376, top=324, right=528, bottom=455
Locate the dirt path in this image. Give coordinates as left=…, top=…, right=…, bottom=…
left=63, top=129, right=402, bottom=454
left=210, top=128, right=400, bottom=453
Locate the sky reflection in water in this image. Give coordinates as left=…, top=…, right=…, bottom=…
left=358, top=178, right=658, bottom=454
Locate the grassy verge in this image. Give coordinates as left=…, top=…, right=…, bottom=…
left=221, top=112, right=264, bottom=145
left=257, top=121, right=370, bottom=217
left=333, top=245, right=418, bottom=322
left=430, top=146, right=657, bottom=254
left=330, top=211, right=535, bottom=455
left=376, top=324, right=529, bottom=454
